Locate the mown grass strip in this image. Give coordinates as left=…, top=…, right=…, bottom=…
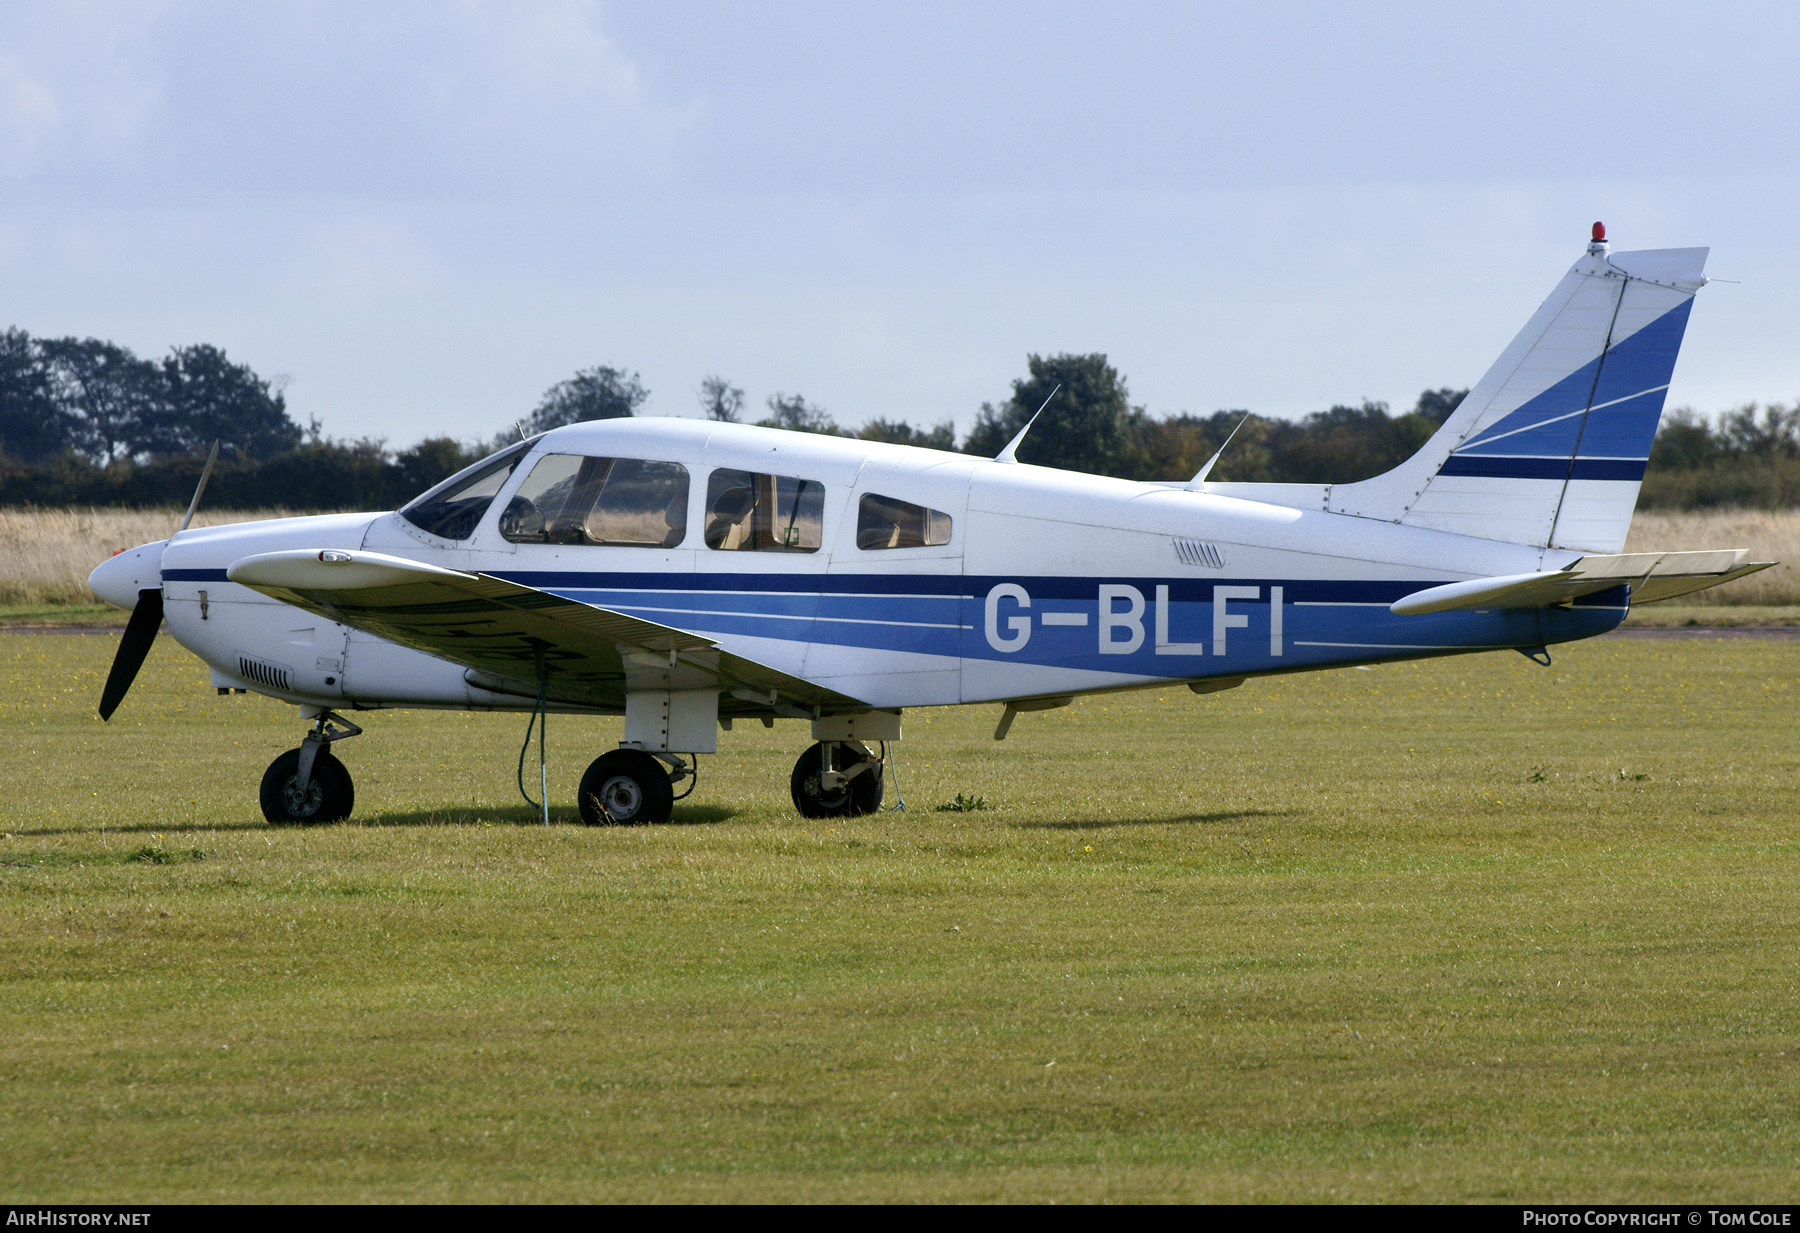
left=1, top=633, right=1795, bottom=1201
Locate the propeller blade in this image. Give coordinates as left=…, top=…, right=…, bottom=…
left=98, top=588, right=164, bottom=721
left=176, top=439, right=219, bottom=536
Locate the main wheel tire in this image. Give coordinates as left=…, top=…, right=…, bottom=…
left=578, top=750, right=675, bottom=826
left=259, top=748, right=354, bottom=825
left=789, top=741, right=883, bottom=818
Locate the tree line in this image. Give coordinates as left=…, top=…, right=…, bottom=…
left=1, top=327, right=1794, bottom=510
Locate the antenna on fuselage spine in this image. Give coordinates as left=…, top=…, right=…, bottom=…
left=1185, top=413, right=1252, bottom=491
left=994, top=383, right=1062, bottom=465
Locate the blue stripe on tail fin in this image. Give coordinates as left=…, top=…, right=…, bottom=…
left=1325, top=242, right=1706, bottom=554
left=1440, top=296, right=1692, bottom=480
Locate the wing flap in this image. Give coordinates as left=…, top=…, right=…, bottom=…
left=227, top=549, right=869, bottom=715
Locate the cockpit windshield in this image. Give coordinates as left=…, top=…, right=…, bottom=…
left=398, top=440, right=531, bottom=541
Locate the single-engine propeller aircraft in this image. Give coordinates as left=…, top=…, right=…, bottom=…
left=89, top=225, right=1772, bottom=826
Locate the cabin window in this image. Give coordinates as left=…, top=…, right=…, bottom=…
left=498, top=454, right=690, bottom=547
left=856, top=492, right=953, bottom=549
left=399, top=440, right=530, bottom=541
left=704, top=468, right=824, bottom=552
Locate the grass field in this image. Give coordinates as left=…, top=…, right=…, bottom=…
left=2, top=631, right=1797, bottom=1202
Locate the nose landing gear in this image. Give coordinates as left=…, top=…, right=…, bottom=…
left=260, top=710, right=363, bottom=825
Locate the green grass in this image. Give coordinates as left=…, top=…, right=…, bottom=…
left=3, top=632, right=1798, bottom=1202
left=1623, top=604, right=1800, bottom=627
left=0, top=602, right=125, bottom=626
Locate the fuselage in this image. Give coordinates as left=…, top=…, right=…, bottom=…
left=92, top=417, right=1625, bottom=715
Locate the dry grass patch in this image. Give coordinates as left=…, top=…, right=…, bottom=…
left=1626, top=509, right=1800, bottom=605
left=0, top=508, right=308, bottom=606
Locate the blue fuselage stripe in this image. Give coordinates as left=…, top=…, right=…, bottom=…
left=171, top=565, right=1627, bottom=677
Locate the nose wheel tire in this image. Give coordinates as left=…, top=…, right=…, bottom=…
left=260, top=748, right=355, bottom=825
left=790, top=741, right=883, bottom=818
left=579, top=750, right=675, bottom=826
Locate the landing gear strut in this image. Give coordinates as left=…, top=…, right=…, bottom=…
left=790, top=740, right=883, bottom=818
left=259, top=710, right=362, bottom=825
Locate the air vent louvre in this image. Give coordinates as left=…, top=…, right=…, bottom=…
left=237, top=655, right=292, bottom=692
left=1172, top=538, right=1225, bottom=569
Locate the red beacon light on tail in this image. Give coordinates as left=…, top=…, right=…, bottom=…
left=1592, top=221, right=1606, bottom=242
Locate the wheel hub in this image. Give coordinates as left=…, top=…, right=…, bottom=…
left=804, top=773, right=849, bottom=808
left=282, top=776, right=324, bottom=817
left=600, top=774, right=644, bottom=820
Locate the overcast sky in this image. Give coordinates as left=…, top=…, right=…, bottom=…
left=4, top=1, right=1797, bottom=448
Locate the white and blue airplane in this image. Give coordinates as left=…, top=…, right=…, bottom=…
left=88, top=225, right=1770, bottom=826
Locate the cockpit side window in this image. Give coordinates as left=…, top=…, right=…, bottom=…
left=704, top=468, right=824, bottom=552
left=856, top=492, right=953, bottom=549
left=398, top=441, right=531, bottom=541
left=498, top=454, right=689, bottom=547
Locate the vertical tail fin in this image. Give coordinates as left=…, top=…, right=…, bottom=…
left=1330, top=231, right=1708, bottom=553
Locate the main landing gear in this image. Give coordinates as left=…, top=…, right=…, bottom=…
left=573, top=740, right=884, bottom=825
left=790, top=740, right=884, bottom=818
left=260, top=710, right=363, bottom=825
left=577, top=749, right=695, bottom=826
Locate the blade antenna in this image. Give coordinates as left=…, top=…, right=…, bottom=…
left=175, top=440, right=220, bottom=536
left=994, top=383, right=1062, bottom=465
left=1186, top=413, right=1253, bottom=490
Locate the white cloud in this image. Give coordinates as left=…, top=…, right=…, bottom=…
left=0, top=1, right=169, bottom=173
left=1, top=0, right=695, bottom=196
left=301, top=214, right=444, bottom=300
left=462, top=1, right=689, bottom=137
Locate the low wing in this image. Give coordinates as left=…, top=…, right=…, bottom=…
left=1391, top=549, right=1776, bottom=615
left=227, top=549, right=869, bottom=717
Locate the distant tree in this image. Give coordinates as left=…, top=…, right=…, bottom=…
left=758, top=392, right=841, bottom=435
left=39, top=337, right=160, bottom=464
left=698, top=375, right=745, bottom=423
left=145, top=344, right=302, bottom=461
left=1718, top=402, right=1800, bottom=458
left=0, top=328, right=70, bottom=463
left=393, top=436, right=481, bottom=498
left=1264, top=401, right=1416, bottom=482
left=1647, top=408, right=1720, bottom=471
left=1413, top=387, right=1467, bottom=424
left=963, top=353, right=1136, bottom=475
left=1127, top=410, right=1249, bottom=481
left=523, top=366, right=648, bottom=435
left=856, top=418, right=957, bottom=450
